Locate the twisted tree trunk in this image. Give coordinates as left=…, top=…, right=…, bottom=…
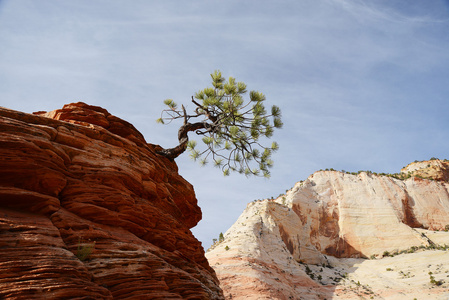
left=156, top=100, right=216, bottom=160
left=157, top=121, right=207, bottom=160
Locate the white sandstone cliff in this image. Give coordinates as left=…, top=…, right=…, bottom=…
left=206, top=160, right=449, bottom=300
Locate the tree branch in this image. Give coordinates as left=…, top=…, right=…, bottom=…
left=157, top=120, right=212, bottom=160
left=192, top=96, right=218, bottom=123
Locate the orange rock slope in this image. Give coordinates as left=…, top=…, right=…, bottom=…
left=0, top=102, right=224, bottom=299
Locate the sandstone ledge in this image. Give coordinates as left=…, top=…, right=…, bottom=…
left=0, top=103, right=224, bottom=299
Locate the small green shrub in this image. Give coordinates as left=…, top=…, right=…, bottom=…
left=429, top=275, right=443, bottom=286
left=399, top=271, right=412, bottom=278
left=76, top=238, right=95, bottom=261
left=305, top=265, right=312, bottom=274
left=408, top=246, right=418, bottom=253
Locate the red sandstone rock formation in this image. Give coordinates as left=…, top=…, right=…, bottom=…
left=0, top=102, right=224, bottom=299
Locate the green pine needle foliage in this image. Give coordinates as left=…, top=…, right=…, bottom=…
left=157, top=70, right=283, bottom=178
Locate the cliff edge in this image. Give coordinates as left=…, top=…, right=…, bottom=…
left=0, top=102, right=224, bottom=299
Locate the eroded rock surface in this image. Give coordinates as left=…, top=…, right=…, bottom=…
left=207, top=161, right=449, bottom=299
left=0, top=103, right=223, bottom=299
left=401, top=159, right=449, bottom=182
left=289, top=170, right=449, bottom=258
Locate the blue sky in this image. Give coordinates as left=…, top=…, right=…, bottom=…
left=1, top=0, right=449, bottom=249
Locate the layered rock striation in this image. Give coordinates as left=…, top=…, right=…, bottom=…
left=207, top=161, right=449, bottom=299
left=0, top=103, right=224, bottom=299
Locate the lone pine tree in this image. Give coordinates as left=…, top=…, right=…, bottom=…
left=157, top=70, right=283, bottom=178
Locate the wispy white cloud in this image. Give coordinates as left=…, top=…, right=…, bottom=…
left=0, top=0, right=448, bottom=248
